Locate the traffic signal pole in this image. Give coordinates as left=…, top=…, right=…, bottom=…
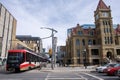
left=51, top=29, right=54, bottom=69
left=40, top=27, right=57, bottom=70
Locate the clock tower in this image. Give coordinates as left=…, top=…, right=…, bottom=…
left=94, top=0, right=115, bottom=62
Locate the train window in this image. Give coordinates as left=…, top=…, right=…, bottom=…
left=26, top=52, right=30, bottom=61
left=0, top=58, right=2, bottom=66
left=7, top=52, right=24, bottom=64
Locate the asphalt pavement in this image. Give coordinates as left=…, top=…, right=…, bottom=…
left=37, top=64, right=96, bottom=72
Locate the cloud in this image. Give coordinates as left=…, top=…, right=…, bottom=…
left=0, top=0, right=120, bottom=50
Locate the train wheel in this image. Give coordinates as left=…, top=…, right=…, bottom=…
left=29, top=67, right=32, bottom=70
left=15, top=68, right=20, bottom=72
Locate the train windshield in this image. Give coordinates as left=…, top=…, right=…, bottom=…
left=7, top=52, right=24, bottom=64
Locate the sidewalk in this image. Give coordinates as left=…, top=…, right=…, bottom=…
left=40, top=66, right=96, bottom=72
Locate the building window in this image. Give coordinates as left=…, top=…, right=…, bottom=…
left=98, top=39, right=101, bottom=44
left=91, top=49, right=99, bottom=55
left=105, top=37, right=107, bottom=44
left=82, top=39, right=85, bottom=46
left=76, top=39, right=80, bottom=46
left=78, top=31, right=83, bottom=35
left=110, top=37, right=112, bottom=44
left=103, top=20, right=110, bottom=26
left=77, top=59, right=80, bottom=64
left=92, top=59, right=99, bottom=65
left=108, top=28, right=110, bottom=33
left=117, top=49, right=120, bottom=55
left=107, top=37, right=109, bottom=44
left=103, top=21, right=105, bottom=25
left=104, top=28, right=105, bottom=33
left=93, top=40, right=96, bottom=45
left=115, top=40, right=117, bottom=45
left=77, top=49, right=80, bottom=57
left=104, top=28, right=107, bottom=33
left=88, top=39, right=92, bottom=45
left=96, top=14, right=99, bottom=20
left=89, top=31, right=94, bottom=35
left=101, top=12, right=109, bottom=17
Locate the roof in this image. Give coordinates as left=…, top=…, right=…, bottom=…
left=81, top=24, right=95, bottom=29
left=97, top=0, right=109, bottom=9
left=16, top=35, right=41, bottom=41
left=115, top=24, right=120, bottom=34
left=67, top=24, right=118, bottom=37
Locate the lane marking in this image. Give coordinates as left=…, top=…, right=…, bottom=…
left=45, top=72, right=86, bottom=80
left=83, top=72, right=104, bottom=80
left=75, top=73, right=88, bottom=80
left=45, top=72, right=50, bottom=80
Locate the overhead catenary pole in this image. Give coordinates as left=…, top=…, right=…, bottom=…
left=51, top=29, right=54, bottom=69
left=40, top=27, right=57, bottom=70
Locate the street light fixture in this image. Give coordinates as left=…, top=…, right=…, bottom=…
left=83, top=49, right=87, bottom=69
left=40, top=27, right=57, bottom=70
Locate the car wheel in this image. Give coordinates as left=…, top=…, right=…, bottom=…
left=114, top=71, right=118, bottom=76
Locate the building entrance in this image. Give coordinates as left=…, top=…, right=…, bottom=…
left=106, top=52, right=112, bottom=60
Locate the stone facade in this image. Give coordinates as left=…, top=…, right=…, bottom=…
left=0, top=2, right=43, bottom=58
left=65, top=0, right=120, bottom=66
left=16, top=35, right=43, bottom=54
left=0, top=3, right=17, bottom=58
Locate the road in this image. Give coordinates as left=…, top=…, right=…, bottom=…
left=88, top=71, right=119, bottom=80
left=0, top=68, right=119, bottom=80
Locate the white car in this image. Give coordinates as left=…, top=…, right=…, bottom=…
left=96, top=63, right=116, bottom=73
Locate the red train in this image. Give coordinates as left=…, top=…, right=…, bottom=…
left=6, top=49, right=47, bottom=72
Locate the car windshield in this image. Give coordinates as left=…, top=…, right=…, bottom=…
left=114, top=64, right=120, bottom=67
left=102, top=64, right=109, bottom=67
left=102, top=63, right=115, bottom=67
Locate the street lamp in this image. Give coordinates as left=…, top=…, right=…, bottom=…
left=83, top=49, right=87, bottom=69
left=40, top=27, right=57, bottom=70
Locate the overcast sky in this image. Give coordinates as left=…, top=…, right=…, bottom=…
left=0, top=0, right=120, bottom=50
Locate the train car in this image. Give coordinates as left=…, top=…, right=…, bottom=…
left=6, top=49, right=46, bottom=72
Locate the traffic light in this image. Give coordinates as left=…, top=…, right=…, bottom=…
left=49, top=48, right=52, bottom=56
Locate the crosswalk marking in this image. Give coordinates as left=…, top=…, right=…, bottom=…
left=83, top=72, right=104, bottom=80
left=45, top=78, right=86, bottom=80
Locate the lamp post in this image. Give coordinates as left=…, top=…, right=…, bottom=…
left=40, top=27, right=57, bottom=70
left=83, top=49, right=87, bottom=69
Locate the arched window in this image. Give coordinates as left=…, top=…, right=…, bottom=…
left=76, top=39, right=80, bottom=46
left=90, top=31, right=94, bottom=35
left=78, top=31, right=83, bottom=35
left=82, top=39, right=85, bottom=46
left=88, top=39, right=92, bottom=45
left=77, top=49, right=80, bottom=57
left=93, top=40, right=96, bottom=45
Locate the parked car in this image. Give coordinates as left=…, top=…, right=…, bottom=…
left=96, top=63, right=116, bottom=73
left=106, top=64, right=120, bottom=76
left=117, top=69, right=120, bottom=78
left=103, top=63, right=117, bottom=73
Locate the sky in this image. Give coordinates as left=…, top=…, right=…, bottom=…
left=0, top=0, right=120, bottom=50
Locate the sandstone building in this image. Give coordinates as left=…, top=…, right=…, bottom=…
left=65, top=0, right=120, bottom=66
left=0, top=3, right=17, bottom=58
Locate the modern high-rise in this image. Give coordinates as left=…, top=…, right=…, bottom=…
left=0, top=3, right=17, bottom=58
left=65, top=0, right=120, bottom=66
